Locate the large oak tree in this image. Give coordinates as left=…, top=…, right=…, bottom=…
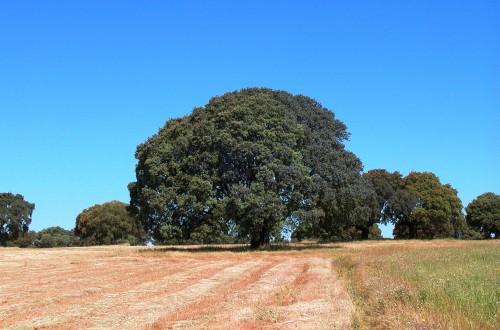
left=129, top=88, right=370, bottom=248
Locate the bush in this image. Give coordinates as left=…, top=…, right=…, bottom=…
left=368, top=224, right=383, bottom=240
left=15, top=233, right=34, bottom=248
left=33, top=226, right=74, bottom=248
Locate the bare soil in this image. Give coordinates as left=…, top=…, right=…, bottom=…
left=0, top=245, right=353, bottom=329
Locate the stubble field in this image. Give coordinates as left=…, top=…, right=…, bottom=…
left=1, top=240, right=498, bottom=329
left=0, top=244, right=353, bottom=329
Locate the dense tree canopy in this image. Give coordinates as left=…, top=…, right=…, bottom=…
left=129, top=88, right=370, bottom=248
left=363, top=170, right=402, bottom=216
left=75, top=201, right=145, bottom=246
left=360, top=169, right=402, bottom=238
left=383, top=172, right=463, bottom=239
left=466, top=192, right=500, bottom=238
left=0, top=193, right=35, bottom=246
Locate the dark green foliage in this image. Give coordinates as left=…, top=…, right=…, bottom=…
left=457, top=226, right=483, bottom=240
left=384, top=172, right=463, bottom=239
left=0, top=193, right=35, bottom=247
left=466, top=192, right=500, bottom=238
left=363, top=169, right=402, bottom=223
left=367, top=223, right=383, bottom=240
left=14, top=232, right=35, bottom=248
left=75, top=201, right=146, bottom=246
left=33, top=226, right=75, bottom=248
left=356, top=169, right=402, bottom=239
left=129, top=88, right=370, bottom=247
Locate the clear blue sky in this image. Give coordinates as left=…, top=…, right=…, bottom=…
left=1, top=1, right=498, bottom=238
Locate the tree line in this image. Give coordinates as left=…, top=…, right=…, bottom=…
left=1, top=88, right=499, bottom=247
left=0, top=196, right=145, bottom=247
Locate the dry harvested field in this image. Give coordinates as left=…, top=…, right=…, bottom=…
left=1, top=243, right=354, bottom=329
left=1, top=240, right=498, bottom=329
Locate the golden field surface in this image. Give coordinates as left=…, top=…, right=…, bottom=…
left=0, top=240, right=498, bottom=329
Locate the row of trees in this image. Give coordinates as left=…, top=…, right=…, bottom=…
left=30, top=201, right=146, bottom=248
left=0, top=194, right=145, bottom=247
left=128, top=88, right=499, bottom=247
left=3, top=189, right=497, bottom=248
left=2, top=89, right=499, bottom=247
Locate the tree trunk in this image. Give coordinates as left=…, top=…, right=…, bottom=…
left=0, top=232, right=7, bottom=247
left=361, top=226, right=369, bottom=240
left=250, top=236, right=261, bottom=249
left=250, top=222, right=271, bottom=249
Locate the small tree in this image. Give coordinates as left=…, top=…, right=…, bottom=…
left=75, top=201, right=146, bottom=246
left=384, top=172, right=463, bottom=239
left=466, top=192, right=500, bottom=238
left=0, top=193, right=35, bottom=246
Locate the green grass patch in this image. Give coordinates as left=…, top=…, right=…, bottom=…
left=385, top=244, right=499, bottom=328
left=331, top=240, right=500, bottom=329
